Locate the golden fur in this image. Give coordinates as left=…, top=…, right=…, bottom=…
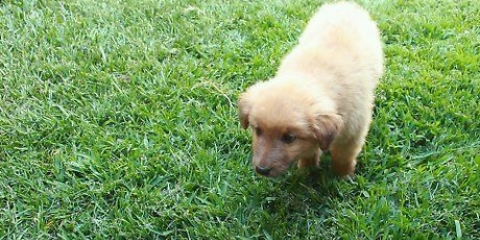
left=238, top=1, right=384, bottom=177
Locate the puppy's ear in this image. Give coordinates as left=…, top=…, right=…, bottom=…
left=238, top=82, right=265, bottom=129
left=312, top=114, right=343, bottom=151
left=238, top=92, right=252, bottom=129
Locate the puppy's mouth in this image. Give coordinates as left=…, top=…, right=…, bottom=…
left=253, top=162, right=292, bottom=178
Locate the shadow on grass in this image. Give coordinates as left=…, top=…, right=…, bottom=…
left=227, top=155, right=350, bottom=238
left=252, top=154, right=343, bottom=214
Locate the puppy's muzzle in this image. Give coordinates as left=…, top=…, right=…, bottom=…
left=255, top=166, right=272, bottom=176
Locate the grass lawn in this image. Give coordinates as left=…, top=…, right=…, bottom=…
left=1, top=0, right=479, bottom=238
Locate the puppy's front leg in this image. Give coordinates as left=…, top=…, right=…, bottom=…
left=297, top=148, right=321, bottom=169
left=330, top=140, right=362, bottom=176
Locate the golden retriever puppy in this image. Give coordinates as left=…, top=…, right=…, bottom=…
left=238, top=1, right=384, bottom=177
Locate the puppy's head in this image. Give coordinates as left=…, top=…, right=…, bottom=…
left=238, top=80, right=343, bottom=177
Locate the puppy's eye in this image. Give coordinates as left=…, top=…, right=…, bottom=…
left=281, top=133, right=296, bottom=144
left=255, top=127, right=262, bottom=136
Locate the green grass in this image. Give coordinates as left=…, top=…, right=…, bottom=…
left=1, top=0, right=479, bottom=238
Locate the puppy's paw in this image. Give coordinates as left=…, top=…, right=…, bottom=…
left=332, top=159, right=357, bottom=177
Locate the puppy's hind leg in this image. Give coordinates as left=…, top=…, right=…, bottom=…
left=297, top=148, right=321, bottom=169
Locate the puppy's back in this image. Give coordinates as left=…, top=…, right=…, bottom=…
left=279, top=1, right=383, bottom=89
left=300, top=2, right=376, bottom=44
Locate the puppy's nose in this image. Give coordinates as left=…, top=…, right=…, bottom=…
left=255, top=166, right=272, bottom=176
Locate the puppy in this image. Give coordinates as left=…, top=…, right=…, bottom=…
left=238, top=2, right=384, bottom=177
